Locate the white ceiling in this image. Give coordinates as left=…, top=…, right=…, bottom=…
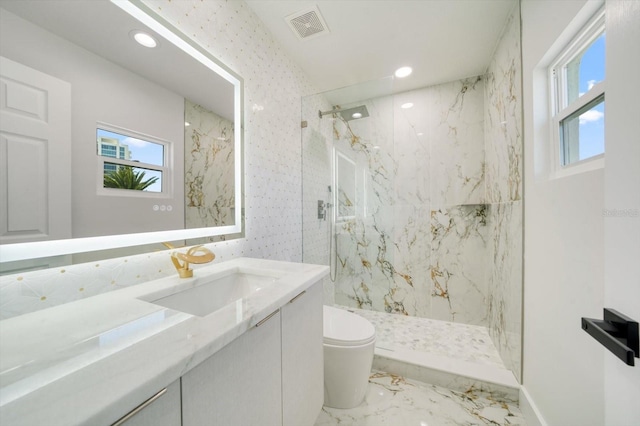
left=0, top=0, right=235, bottom=121
left=246, top=0, right=516, bottom=103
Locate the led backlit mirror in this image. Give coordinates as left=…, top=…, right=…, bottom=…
left=0, top=0, right=243, bottom=270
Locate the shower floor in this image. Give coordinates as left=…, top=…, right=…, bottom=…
left=338, top=306, right=520, bottom=402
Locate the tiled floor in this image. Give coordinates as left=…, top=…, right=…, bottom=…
left=315, top=371, right=526, bottom=426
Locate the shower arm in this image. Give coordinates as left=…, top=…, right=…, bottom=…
left=319, top=108, right=337, bottom=118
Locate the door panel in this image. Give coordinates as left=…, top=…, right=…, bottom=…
left=0, top=56, right=71, bottom=244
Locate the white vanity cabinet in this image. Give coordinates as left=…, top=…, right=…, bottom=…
left=114, top=380, right=181, bottom=426
left=181, top=309, right=283, bottom=426
left=181, top=281, right=323, bottom=426
left=281, top=281, right=324, bottom=426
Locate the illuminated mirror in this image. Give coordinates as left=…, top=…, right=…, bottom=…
left=0, top=0, right=243, bottom=271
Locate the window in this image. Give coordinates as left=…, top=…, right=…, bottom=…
left=551, top=8, right=605, bottom=167
left=96, top=127, right=167, bottom=193
left=101, top=145, right=117, bottom=157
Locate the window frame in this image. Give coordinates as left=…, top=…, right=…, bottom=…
left=549, top=6, right=605, bottom=174
left=96, top=123, right=173, bottom=198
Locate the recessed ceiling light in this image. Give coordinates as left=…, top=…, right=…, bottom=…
left=401, top=102, right=414, bottom=109
left=185, top=121, right=191, bottom=127
left=395, top=66, right=412, bottom=78
left=417, top=132, right=424, bottom=136
left=352, top=112, right=363, bottom=119
left=132, top=31, right=158, bottom=48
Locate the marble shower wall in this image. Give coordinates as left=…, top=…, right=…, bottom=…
left=332, top=96, right=399, bottom=313
left=184, top=100, right=235, bottom=229
left=483, top=4, right=523, bottom=379
left=329, top=78, right=490, bottom=326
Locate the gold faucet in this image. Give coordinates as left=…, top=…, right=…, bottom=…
left=169, top=245, right=215, bottom=278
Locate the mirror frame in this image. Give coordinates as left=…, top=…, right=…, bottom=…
left=0, top=0, right=244, bottom=263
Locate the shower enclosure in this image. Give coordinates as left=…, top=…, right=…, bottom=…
left=302, top=2, right=522, bottom=382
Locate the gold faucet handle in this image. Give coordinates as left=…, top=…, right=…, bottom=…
left=178, top=245, right=215, bottom=264
left=170, top=245, right=215, bottom=278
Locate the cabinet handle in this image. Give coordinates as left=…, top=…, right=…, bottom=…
left=255, top=309, right=279, bottom=327
left=289, top=290, right=306, bottom=304
left=111, top=387, right=167, bottom=426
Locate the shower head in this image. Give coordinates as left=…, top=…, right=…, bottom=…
left=319, top=105, right=369, bottom=121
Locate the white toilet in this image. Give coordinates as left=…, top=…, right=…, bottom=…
left=323, top=305, right=376, bottom=409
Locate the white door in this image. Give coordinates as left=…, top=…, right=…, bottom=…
left=603, top=1, right=640, bottom=424
left=0, top=56, right=71, bottom=244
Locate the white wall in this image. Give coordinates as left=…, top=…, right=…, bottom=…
left=522, top=0, right=605, bottom=425
left=0, top=9, right=185, bottom=238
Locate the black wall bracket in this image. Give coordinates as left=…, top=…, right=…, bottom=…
left=582, top=308, right=639, bottom=366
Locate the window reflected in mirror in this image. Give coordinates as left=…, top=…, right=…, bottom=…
left=97, top=128, right=166, bottom=192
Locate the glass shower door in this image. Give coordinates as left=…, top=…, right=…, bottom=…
left=301, top=78, right=398, bottom=313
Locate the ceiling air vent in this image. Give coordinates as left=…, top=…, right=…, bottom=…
left=285, top=6, right=330, bottom=40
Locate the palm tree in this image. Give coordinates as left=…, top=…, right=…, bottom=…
left=104, top=166, right=159, bottom=191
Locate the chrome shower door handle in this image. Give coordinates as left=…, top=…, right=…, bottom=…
left=318, top=200, right=326, bottom=220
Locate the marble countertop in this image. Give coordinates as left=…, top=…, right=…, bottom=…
left=0, top=258, right=328, bottom=426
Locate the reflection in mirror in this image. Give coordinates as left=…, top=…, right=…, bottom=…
left=0, top=0, right=243, bottom=271
left=98, top=128, right=166, bottom=193
left=184, top=100, right=235, bottom=229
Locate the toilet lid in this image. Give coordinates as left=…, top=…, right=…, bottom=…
left=323, top=305, right=376, bottom=346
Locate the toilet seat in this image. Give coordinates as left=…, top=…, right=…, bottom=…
left=323, top=306, right=376, bottom=347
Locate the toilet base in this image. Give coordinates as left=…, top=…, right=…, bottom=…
left=323, top=340, right=375, bottom=409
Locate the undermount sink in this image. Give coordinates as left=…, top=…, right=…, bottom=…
left=139, top=268, right=284, bottom=317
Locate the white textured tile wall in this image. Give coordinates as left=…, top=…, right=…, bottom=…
left=0, top=0, right=316, bottom=320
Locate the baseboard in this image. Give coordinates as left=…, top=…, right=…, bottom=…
left=519, top=386, right=548, bottom=426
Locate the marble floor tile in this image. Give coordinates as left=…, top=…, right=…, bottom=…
left=343, top=306, right=505, bottom=369
left=315, top=371, right=526, bottom=426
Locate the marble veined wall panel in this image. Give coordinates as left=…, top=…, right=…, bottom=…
left=332, top=96, right=407, bottom=313
left=487, top=201, right=522, bottom=378
left=331, top=81, right=488, bottom=323
left=184, top=100, right=235, bottom=229
left=391, top=204, right=432, bottom=317
left=392, top=90, right=431, bottom=317
left=484, top=3, right=523, bottom=380
left=430, top=205, right=488, bottom=325
left=427, top=77, right=486, bottom=208
left=393, top=90, right=431, bottom=208
left=484, top=6, right=523, bottom=204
